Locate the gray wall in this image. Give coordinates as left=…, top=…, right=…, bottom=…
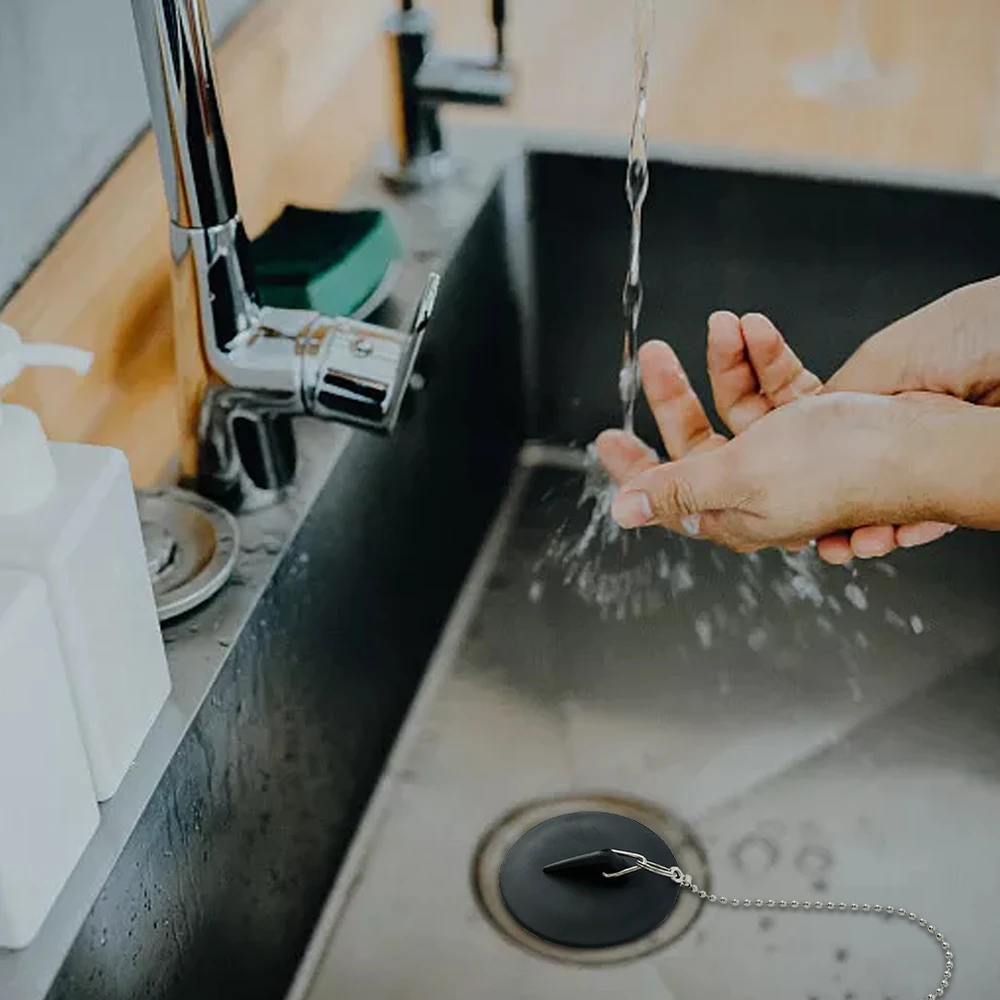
left=0, top=0, right=256, bottom=307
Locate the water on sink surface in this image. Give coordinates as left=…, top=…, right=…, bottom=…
left=303, top=461, right=1000, bottom=999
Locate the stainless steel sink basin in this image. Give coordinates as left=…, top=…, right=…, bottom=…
left=287, top=137, right=1000, bottom=1000
left=46, top=130, right=1000, bottom=1000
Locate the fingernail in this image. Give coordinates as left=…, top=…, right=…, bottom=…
left=612, top=490, right=654, bottom=528
left=680, top=514, right=701, bottom=537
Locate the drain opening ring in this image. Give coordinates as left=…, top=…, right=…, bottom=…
left=473, top=793, right=710, bottom=966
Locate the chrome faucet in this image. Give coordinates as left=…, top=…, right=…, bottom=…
left=131, top=0, right=439, bottom=512
left=382, top=0, right=514, bottom=189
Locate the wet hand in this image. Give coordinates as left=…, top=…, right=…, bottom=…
left=605, top=389, right=964, bottom=553
left=597, top=312, right=952, bottom=561
left=598, top=311, right=821, bottom=478
left=826, top=274, right=1000, bottom=404
left=712, top=279, right=1000, bottom=556
left=809, top=276, right=1000, bottom=557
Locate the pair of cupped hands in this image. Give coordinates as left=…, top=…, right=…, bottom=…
left=598, top=275, right=1000, bottom=563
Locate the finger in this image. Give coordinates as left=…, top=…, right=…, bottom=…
left=816, top=533, right=854, bottom=565
left=741, top=313, right=823, bottom=406
left=707, top=310, right=772, bottom=433
left=638, top=340, right=725, bottom=460
left=849, top=524, right=897, bottom=559
left=595, top=429, right=659, bottom=485
left=611, top=449, right=731, bottom=532
left=896, top=521, right=956, bottom=548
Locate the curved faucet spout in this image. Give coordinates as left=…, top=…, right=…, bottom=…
left=131, top=0, right=437, bottom=511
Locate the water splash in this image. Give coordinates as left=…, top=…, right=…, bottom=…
left=844, top=581, right=869, bottom=611
left=532, top=445, right=682, bottom=621
left=527, top=448, right=931, bottom=673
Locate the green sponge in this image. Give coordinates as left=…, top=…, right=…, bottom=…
left=251, top=205, right=404, bottom=319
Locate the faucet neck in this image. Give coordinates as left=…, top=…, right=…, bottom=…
left=132, top=0, right=240, bottom=230
left=133, top=0, right=261, bottom=350
left=132, top=0, right=261, bottom=482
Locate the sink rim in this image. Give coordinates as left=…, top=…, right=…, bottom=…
left=517, top=123, right=1000, bottom=202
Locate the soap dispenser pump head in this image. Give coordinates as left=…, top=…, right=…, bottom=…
left=0, top=324, right=93, bottom=394
left=0, top=324, right=94, bottom=516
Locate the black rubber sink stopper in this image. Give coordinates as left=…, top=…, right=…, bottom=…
left=498, top=811, right=681, bottom=949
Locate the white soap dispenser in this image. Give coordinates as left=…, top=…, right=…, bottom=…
left=0, top=323, right=171, bottom=800
left=0, top=569, right=99, bottom=949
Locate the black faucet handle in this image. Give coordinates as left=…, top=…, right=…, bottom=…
left=492, top=0, right=506, bottom=64
left=382, top=0, right=512, bottom=188
left=415, top=54, right=513, bottom=107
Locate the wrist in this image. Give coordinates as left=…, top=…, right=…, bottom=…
left=910, top=402, right=1000, bottom=527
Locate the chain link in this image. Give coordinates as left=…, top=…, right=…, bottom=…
left=608, top=850, right=954, bottom=999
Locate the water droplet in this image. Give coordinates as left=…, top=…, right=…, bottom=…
left=847, top=676, right=863, bottom=703
left=680, top=514, right=701, bottom=537
left=795, top=844, right=834, bottom=879
left=695, top=614, right=713, bottom=649
left=671, top=562, right=694, bottom=595
left=737, top=582, right=759, bottom=612
left=655, top=550, right=670, bottom=579
left=844, top=582, right=868, bottom=611
left=884, top=607, right=907, bottom=631
left=730, top=833, right=779, bottom=874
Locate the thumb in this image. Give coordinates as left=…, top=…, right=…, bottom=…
left=824, top=305, right=935, bottom=396
left=825, top=336, right=906, bottom=396
left=611, top=451, right=732, bottom=533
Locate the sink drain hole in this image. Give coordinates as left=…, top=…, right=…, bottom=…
left=473, top=793, right=709, bottom=966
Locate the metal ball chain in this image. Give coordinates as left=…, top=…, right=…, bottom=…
left=607, top=850, right=954, bottom=999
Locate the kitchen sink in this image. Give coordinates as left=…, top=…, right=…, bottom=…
left=290, top=137, right=1000, bottom=1000
left=46, top=130, right=1000, bottom=1000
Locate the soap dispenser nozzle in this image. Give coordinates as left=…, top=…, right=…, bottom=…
left=0, top=324, right=96, bottom=516
left=0, top=324, right=94, bottom=392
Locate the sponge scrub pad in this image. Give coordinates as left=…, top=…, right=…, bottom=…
left=251, top=205, right=404, bottom=319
